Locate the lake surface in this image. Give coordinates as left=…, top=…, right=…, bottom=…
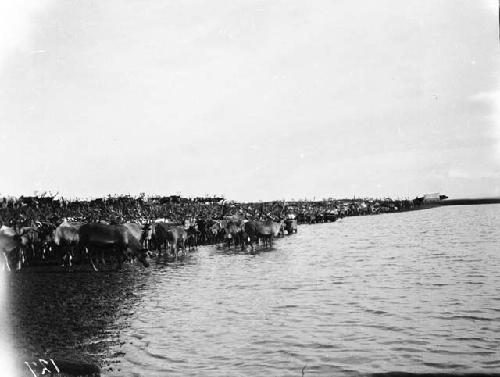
left=6, top=205, right=500, bottom=376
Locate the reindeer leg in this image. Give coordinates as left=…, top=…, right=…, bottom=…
left=68, top=246, right=73, bottom=267
left=17, top=249, right=24, bottom=270
left=87, top=248, right=98, bottom=272
left=89, top=258, right=98, bottom=272
left=3, top=252, right=11, bottom=272
left=116, top=247, right=123, bottom=271
left=100, top=250, right=106, bottom=266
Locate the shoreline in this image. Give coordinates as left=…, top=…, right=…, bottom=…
left=439, top=198, right=500, bottom=206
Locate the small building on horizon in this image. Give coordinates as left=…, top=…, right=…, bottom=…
left=422, top=193, right=445, bottom=203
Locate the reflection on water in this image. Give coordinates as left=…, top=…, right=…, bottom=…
left=7, top=267, right=151, bottom=368
left=7, top=205, right=500, bottom=376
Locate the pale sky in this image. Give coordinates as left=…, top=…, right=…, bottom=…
left=0, top=0, right=499, bottom=201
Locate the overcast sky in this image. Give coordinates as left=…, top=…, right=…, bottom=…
left=0, top=0, right=499, bottom=201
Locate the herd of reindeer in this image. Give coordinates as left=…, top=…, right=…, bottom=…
left=0, top=215, right=312, bottom=272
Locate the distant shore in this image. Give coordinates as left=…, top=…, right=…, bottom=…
left=431, top=197, right=500, bottom=206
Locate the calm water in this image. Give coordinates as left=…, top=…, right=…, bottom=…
left=7, top=205, right=500, bottom=376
